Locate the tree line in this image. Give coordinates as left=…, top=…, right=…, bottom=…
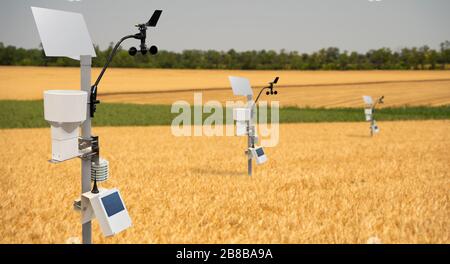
left=0, top=41, right=449, bottom=70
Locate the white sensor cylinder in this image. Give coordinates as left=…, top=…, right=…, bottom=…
left=364, top=108, right=372, bottom=121
left=233, top=107, right=251, bottom=121
left=236, top=121, right=247, bottom=136
left=234, top=107, right=251, bottom=136
left=44, top=90, right=87, bottom=161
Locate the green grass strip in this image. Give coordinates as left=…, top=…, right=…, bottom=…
left=0, top=100, right=449, bottom=129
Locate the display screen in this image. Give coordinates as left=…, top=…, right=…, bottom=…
left=101, top=192, right=125, bottom=217
left=256, top=148, right=265, bottom=157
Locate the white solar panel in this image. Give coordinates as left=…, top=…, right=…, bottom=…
left=31, top=7, right=96, bottom=60
left=362, top=95, right=373, bottom=105
left=229, top=76, right=253, bottom=96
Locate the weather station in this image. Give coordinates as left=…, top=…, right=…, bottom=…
left=362, top=95, right=384, bottom=136
left=32, top=6, right=162, bottom=243
left=229, top=76, right=279, bottom=176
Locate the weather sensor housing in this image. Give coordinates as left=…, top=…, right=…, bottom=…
left=362, top=95, right=384, bottom=136
left=249, top=146, right=267, bottom=165
left=229, top=76, right=279, bottom=176
left=44, top=90, right=87, bottom=161
left=233, top=107, right=251, bottom=136
left=364, top=108, right=373, bottom=121
left=32, top=6, right=159, bottom=244
left=82, top=188, right=131, bottom=237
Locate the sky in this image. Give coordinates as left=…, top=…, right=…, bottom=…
left=0, top=0, right=449, bottom=53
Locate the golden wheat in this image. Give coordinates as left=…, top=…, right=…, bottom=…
left=99, top=80, right=450, bottom=108
left=0, top=121, right=448, bottom=243
left=1, top=66, right=450, bottom=107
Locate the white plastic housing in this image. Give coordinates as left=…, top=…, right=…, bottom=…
left=371, top=121, right=380, bottom=134
left=362, top=95, right=373, bottom=106
left=233, top=108, right=251, bottom=121
left=82, top=188, right=132, bottom=237
left=236, top=121, right=247, bottom=136
left=249, top=146, right=267, bottom=165
left=229, top=76, right=253, bottom=96
left=31, top=7, right=96, bottom=60
left=364, top=108, right=373, bottom=121
left=44, top=90, right=87, bottom=161
left=44, top=90, right=88, bottom=122
left=234, top=108, right=251, bottom=136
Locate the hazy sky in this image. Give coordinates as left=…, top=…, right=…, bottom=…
left=1, top=0, right=449, bottom=53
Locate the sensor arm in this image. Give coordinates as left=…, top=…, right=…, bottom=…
left=254, top=86, right=271, bottom=105
left=253, top=78, right=279, bottom=105
left=249, top=83, right=275, bottom=148
left=93, top=34, right=135, bottom=88
left=371, top=95, right=385, bottom=112
left=89, top=34, right=138, bottom=118
left=89, top=10, right=162, bottom=118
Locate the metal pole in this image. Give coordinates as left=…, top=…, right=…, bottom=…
left=370, top=120, right=373, bottom=137
left=248, top=125, right=252, bottom=176
left=371, top=106, right=375, bottom=137
left=247, top=95, right=253, bottom=176
left=80, top=55, right=92, bottom=244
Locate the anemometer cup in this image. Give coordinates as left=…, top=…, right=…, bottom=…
left=149, top=45, right=158, bottom=55
left=266, top=89, right=278, bottom=96
left=44, top=90, right=88, bottom=161
left=128, top=45, right=157, bottom=56
left=128, top=47, right=138, bottom=56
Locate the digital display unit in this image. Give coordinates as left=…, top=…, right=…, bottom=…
left=256, top=147, right=265, bottom=157
left=82, top=188, right=132, bottom=237
left=101, top=192, right=125, bottom=217
left=249, top=146, right=267, bottom=165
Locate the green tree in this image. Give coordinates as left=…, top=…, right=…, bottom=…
left=440, top=41, right=450, bottom=69
left=1, top=42, right=449, bottom=70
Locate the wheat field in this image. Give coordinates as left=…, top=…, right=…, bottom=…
left=100, top=80, right=450, bottom=107
left=0, top=121, right=448, bottom=243
left=1, top=66, right=450, bottom=107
